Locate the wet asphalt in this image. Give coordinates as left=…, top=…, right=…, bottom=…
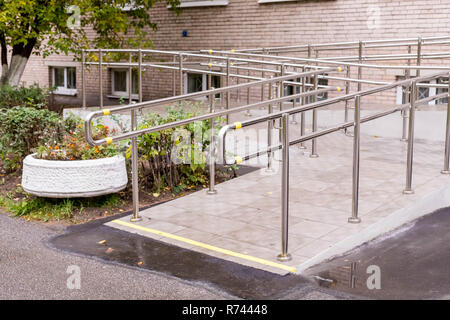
left=0, top=212, right=235, bottom=300
left=5, top=188, right=450, bottom=300
left=0, top=211, right=349, bottom=300
left=306, top=207, right=450, bottom=300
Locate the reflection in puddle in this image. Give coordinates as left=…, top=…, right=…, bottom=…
left=313, top=261, right=366, bottom=291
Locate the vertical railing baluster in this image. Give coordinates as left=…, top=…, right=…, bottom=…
left=404, top=81, right=417, bottom=194
left=349, top=95, right=362, bottom=224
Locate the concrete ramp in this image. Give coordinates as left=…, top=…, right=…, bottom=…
left=107, top=131, right=450, bottom=275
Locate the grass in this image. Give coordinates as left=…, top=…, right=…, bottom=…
left=0, top=193, right=124, bottom=223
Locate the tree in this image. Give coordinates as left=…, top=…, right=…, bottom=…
left=0, top=0, right=181, bottom=85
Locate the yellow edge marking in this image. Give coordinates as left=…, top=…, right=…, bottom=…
left=234, top=122, right=242, bottom=130
left=111, top=219, right=297, bottom=274
left=105, top=137, right=113, bottom=144
left=103, top=109, right=111, bottom=116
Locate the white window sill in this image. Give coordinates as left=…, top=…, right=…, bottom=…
left=108, top=94, right=139, bottom=101
left=258, top=0, right=299, bottom=3
left=53, top=88, right=78, bottom=96
left=168, top=0, right=228, bottom=8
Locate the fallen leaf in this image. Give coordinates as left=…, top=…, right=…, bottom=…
left=98, top=240, right=107, bottom=245
left=153, top=193, right=160, bottom=198
left=137, top=261, right=143, bottom=266
left=105, top=248, right=114, bottom=254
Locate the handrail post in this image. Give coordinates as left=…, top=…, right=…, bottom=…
left=344, top=65, right=351, bottom=134
left=416, top=37, right=422, bottom=78
left=81, top=49, right=86, bottom=109
left=404, top=81, right=417, bottom=194
left=208, top=87, right=218, bottom=195
left=277, top=113, right=292, bottom=262
left=130, top=107, right=142, bottom=222
left=179, top=53, right=184, bottom=96
left=266, top=79, right=274, bottom=171
left=401, top=46, right=412, bottom=142
left=299, top=66, right=306, bottom=149
left=442, top=74, right=450, bottom=174
left=348, top=95, right=362, bottom=224
left=226, top=57, right=230, bottom=124
left=129, top=53, right=133, bottom=104
left=291, top=67, right=298, bottom=125
left=245, top=54, right=253, bottom=115
left=358, top=41, right=363, bottom=92
left=138, top=50, right=143, bottom=103
left=172, top=55, right=176, bottom=96
left=310, top=74, right=319, bottom=158
left=99, top=49, right=103, bottom=109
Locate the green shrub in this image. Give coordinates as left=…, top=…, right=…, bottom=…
left=0, top=83, right=51, bottom=109
left=0, top=107, right=70, bottom=171
left=136, top=103, right=223, bottom=194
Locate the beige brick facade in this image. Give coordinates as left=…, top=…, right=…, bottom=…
left=14, top=0, right=450, bottom=108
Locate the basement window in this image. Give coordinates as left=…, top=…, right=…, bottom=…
left=111, top=69, right=139, bottom=99
left=185, top=72, right=221, bottom=98
left=52, top=67, right=77, bottom=95
left=169, top=0, right=228, bottom=8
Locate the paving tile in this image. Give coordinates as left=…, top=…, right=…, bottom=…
left=139, top=205, right=190, bottom=220
left=106, top=133, right=450, bottom=274
left=223, top=224, right=314, bottom=252
left=165, top=212, right=249, bottom=236
left=292, top=239, right=335, bottom=258
left=289, top=219, right=340, bottom=239
left=140, top=219, right=187, bottom=234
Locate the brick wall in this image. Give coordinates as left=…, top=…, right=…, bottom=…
left=14, top=0, right=450, bottom=108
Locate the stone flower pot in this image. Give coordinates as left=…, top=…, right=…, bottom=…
left=21, top=154, right=128, bottom=198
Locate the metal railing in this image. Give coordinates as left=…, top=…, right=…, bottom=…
left=83, top=36, right=450, bottom=262
left=217, top=71, right=450, bottom=261
left=85, top=66, right=450, bottom=261
left=85, top=67, right=341, bottom=221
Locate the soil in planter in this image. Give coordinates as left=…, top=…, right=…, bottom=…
left=0, top=164, right=258, bottom=225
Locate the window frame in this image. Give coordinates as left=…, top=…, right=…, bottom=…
left=184, top=72, right=221, bottom=97
left=52, top=66, right=77, bottom=96
left=111, top=68, right=139, bottom=100
left=168, top=0, right=228, bottom=9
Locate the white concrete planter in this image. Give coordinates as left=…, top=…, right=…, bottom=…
left=22, top=154, right=128, bottom=198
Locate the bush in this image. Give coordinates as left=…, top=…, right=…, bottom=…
left=0, top=107, right=71, bottom=172
left=136, top=104, right=223, bottom=195
left=0, top=83, right=51, bottom=109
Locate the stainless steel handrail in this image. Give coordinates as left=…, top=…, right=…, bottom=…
left=216, top=71, right=450, bottom=261
left=82, top=35, right=450, bottom=263
left=85, top=68, right=341, bottom=229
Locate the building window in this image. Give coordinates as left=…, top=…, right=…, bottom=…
left=185, top=73, right=221, bottom=97
left=111, top=69, right=138, bottom=99
left=395, top=75, right=441, bottom=105
left=283, top=77, right=328, bottom=103
left=317, top=77, right=329, bottom=101
left=52, top=67, right=77, bottom=95
left=170, top=0, right=229, bottom=8
left=437, top=77, right=448, bottom=105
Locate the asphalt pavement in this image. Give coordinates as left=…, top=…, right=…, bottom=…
left=0, top=211, right=346, bottom=300
left=0, top=212, right=235, bottom=300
